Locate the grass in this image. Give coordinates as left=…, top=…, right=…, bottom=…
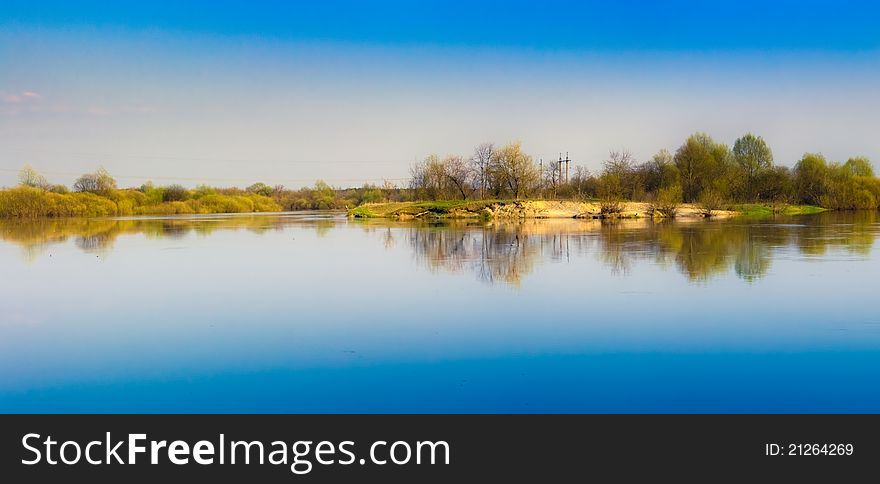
left=733, top=203, right=827, bottom=218
left=349, top=200, right=503, bottom=218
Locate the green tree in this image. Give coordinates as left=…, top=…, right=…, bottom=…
left=793, top=153, right=829, bottom=205
left=313, top=180, right=337, bottom=209
left=162, top=184, right=190, bottom=202
left=755, top=165, right=794, bottom=202
left=843, top=156, right=874, bottom=178
left=647, top=149, right=679, bottom=192
left=673, top=133, right=730, bottom=202
left=247, top=182, right=274, bottom=196
left=732, top=133, right=773, bottom=200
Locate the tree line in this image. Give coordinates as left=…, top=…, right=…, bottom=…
left=3, top=165, right=406, bottom=217
left=4, top=131, right=879, bottom=218
left=408, top=133, right=880, bottom=210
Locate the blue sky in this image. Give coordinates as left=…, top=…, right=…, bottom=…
left=6, top=1, right=880, bottom=51
left=1, top=1, right=879, bottom=187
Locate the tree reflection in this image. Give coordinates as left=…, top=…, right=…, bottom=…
left=395, top=212, right=878, bottom=285
left=1, top=211, right=876, bottom=284
left=0, top=215, right=301, bottom=261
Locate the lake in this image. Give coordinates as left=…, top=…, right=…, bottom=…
left=1, top=211, right=878, bottom=413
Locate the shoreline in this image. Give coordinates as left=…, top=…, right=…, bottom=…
left=348, top=200, right=826, bottom=220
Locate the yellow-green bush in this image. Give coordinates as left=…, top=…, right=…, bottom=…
left=247, top=194, right=282, bottom=212
left=820, top=176, right=880, bottom=210
left=0, top=187, right=119, bottom=218
left=126, top=194, right=280, bottom=215
left=195, top=194, right=253, bottom=213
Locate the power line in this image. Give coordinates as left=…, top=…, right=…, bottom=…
left=0, top=147, right=409, bottom=165
left=0, top=168, right=408, bottom=185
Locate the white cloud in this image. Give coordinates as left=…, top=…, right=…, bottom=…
left=1, top=90, right=42, bottom=104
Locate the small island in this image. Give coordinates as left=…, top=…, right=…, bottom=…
left=348, top=200, right=826, bottom=220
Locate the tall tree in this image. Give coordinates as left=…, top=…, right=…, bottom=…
left=489, top=142, right=539, bottom=199
left=442, top=155, right=472, bottom=199
left=644, top=149, right=679, bottom=193
left=673, top=133, right=730, bottom=202
left=469, top=143, right=494, bottom=199
left=733, top=133, right=773, bottom=200
left=793, top=153, right=829, bottom=205
left=602, top=150, right=637, bottom=199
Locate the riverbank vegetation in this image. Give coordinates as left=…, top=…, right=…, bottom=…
left=2, top=131, right=877, bottom=218
left=404, top=134, right=880, bottom=213
left=0, top=167, right=405, bottom=218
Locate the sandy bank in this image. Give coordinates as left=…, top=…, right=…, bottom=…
left=350, top=200, right=737, bottom=220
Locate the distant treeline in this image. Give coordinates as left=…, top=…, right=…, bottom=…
left=0, top=167, right=405, bottom=218
left=407, top=133, right=880, bottom=211
left=2, top=131, right=878, bottom=218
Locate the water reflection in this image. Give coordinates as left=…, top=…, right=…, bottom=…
left=366, top=211, right=879, bottom=284
left=2, top=210, right=880, bottom=413
left=1, top=211, right=877, bottom=284
left=0, top=213, right=337, bottom=261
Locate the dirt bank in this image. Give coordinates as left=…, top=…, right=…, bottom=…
left=350, top=200, right=737, bottom=220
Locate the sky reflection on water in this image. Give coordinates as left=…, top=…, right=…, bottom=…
left=1, top=211, right=878, bottom=413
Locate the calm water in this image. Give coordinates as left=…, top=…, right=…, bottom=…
left=1, top=211, right=879, bottom=413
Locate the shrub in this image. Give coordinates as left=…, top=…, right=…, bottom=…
left=653, top=185, right=682, bottom=218
left=247, top=194, right=282, bottom=212
left=162, top=184, right=190, bottom=202
left=0, top=187, right=119, bottom=218
left=195, top=194, right=253, bottom=213
left=247, top=182, right=274, bottom=196
left=697, top=189, right=725, bottom=217
left=192, top=184, right=217, bottom=199
left=140, top=183, right=165, bottom=205
left=599, top=196, right=624, bottom=216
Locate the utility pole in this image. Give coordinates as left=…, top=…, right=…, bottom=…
left=558, top=153, right=563, bottom=187
left=565, top=152, right=570, bottom=184
left=557, top=152, right=571, bottom=185
left=539, top=157, right=544, bottom=191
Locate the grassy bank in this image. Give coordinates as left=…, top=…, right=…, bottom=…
left=733, top=203, right=827, bottom=217
left=0, top=186, right=281, bottom=218
left=348, top=200, right=503, bottom=219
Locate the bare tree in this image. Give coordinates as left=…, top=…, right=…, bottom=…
left=603, top=149, right=636, bottom=179
left=18, top=165, right=48, bottom=189
left=490, top=142, right=540, bottom=199
left=442, top=155, right=473, bottom=199
left=409, top=155, right=449, bottom=200
left=600, top=149, right=637, bottom=199
left=74, top=167, right=117, bottom=195
left=542, top=159, right=561, bottom=199
left=469, top=142, right=494, bottom=199
left=570, top=165, right=594, bottom=198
